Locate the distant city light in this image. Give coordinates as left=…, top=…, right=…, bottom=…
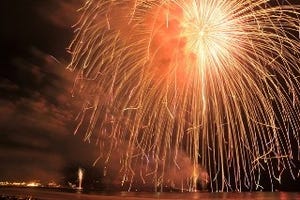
left=26, top=182, right=41, bottom=187
left=0, top=181, right=60, bottom=188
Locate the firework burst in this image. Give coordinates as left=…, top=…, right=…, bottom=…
left=68, top=0, right=300, bottom=191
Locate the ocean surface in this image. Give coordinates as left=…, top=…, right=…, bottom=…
left=0, top=187, right=299, bottom=200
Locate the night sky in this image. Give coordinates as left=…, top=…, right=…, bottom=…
left=0, top=0, right=299, bottom=191
left=0, top=0, right=99, bottom=184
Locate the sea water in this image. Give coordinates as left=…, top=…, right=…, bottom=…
left=0, top=187, right=299, bottom=200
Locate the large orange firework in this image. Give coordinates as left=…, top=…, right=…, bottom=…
left=68, top=0, right=300, bottom=191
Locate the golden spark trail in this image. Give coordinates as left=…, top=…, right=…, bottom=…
left=68, top=0, right=300, bottom=191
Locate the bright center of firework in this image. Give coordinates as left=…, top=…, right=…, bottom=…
left=199, top=30, right=205, bottom=37
left=179, top=3, right=232, bottom=68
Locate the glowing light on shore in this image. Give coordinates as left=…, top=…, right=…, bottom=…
left=26, top=182, right=41, bottom=187
left=68, top=0, right=300, bottom=191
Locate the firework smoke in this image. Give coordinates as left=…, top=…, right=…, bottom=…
left=68, top=0, right=300, bottom=191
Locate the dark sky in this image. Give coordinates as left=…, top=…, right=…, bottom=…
left=0, top=0, right=99, bottom=183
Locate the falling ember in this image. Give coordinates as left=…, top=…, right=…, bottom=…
left=68, top=0, right=300, bottom=191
